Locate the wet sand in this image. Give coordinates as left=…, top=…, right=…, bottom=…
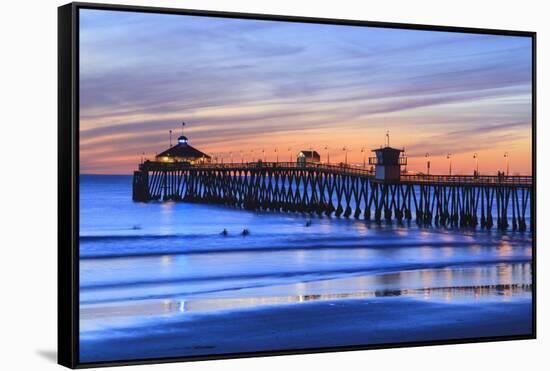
left=80, top=296, right=532, bottom=363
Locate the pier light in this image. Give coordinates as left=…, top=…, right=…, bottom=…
left=446, top=153, right=452, bottom=176
left=288, top=147, right=292, bottom=162
left=343, top=147, right=348, bottom=165
left=473, top=153, right=479, bottom=175
left=240, top=150, right=244, bottom=164
left=504, top=152, right=509, bottom=176
left=262, top=148, right=266, bottom=162
left=275, top=148, right=278, bottom=163
left=361, top=147, right=366, bottom=168
left=425, top=153, right=430, bottom=175
left=324, top=145, right=330, bottom=164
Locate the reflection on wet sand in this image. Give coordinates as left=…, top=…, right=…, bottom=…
left=81, top=262, right=532, bottom=321
left=184, top=283, right=532, bottom=311
left=81, top=283, right=532, bottom=320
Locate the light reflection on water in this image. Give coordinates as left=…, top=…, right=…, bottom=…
left=179, top=283, right=530, bottom=312
left=498, top=241, right=514, bottom=257
left=80, top=262, right=532, bottom=328
left=81, top=283, right=532, bottom=321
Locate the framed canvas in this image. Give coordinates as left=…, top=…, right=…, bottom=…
left=58, top=2, right=536, bottom=368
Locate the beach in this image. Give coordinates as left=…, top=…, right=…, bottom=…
left=79, top=175, right=533, bottom=363
left=80, top=296, right=532, bottom=362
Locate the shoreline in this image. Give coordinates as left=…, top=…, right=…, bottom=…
left=80, top=296, right=532, bottom=363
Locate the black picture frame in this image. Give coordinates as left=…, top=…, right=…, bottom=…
left=58, top=2, right=537, bottom=368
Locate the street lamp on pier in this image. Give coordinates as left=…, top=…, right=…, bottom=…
left=343, top=147, right=348, bottom=166
left=504, top=152, right=509, bottom=176
left=473, top=152, right=479, bottom=176
left=447, top=153, right=452, bottom=176
left=325, top=145, right=330, bottom=164
left=425, top=153, right=430, bottom=175
left=275, top=148, right=278, bottom=163
left=361, top=147, right=366, bottom=168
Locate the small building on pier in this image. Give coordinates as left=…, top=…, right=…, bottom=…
left=297, top=150, right=320, bottom=165
left=369, top=146, right=406, bottom=181
left=155, top=135, right=211, bottom=165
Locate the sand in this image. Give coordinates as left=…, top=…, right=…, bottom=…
left=80, top=296, right=532, bottom=363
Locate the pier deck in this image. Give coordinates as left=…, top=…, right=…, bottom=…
left=133, top=161, right=533, bottom=231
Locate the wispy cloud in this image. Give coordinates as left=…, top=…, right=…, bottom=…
left=79, top=9, right=532, bottom=174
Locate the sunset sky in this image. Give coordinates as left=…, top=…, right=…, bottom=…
left=79, top=9, right=532, bottom=175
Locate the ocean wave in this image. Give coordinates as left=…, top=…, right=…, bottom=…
left=79, top=239, right=529, bottom=260
left=80, top=257, right=531, bottom=291
left=81, top=234, right=189, bottom=241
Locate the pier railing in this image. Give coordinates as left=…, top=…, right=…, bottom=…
left=140, top=161, right=374, bottom=176
left=138, top=160, right=531, bottom=187
left=400, top=174, right=532, bottom=186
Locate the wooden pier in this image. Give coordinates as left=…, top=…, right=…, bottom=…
left=133, top=161, right=533, bottom=231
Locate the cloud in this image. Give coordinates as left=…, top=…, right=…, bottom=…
left=78, top=9, right=532, bottom=174
left=405, top=121, right=531, bottom=157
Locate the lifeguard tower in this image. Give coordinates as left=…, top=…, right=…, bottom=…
left=369, top=132, right=407, bottom=182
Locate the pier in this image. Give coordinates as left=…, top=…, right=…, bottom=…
left=132, top=161, right=532, bottom=231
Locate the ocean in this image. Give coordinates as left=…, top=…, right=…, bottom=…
left=79, top=174, right=533, bottom=363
